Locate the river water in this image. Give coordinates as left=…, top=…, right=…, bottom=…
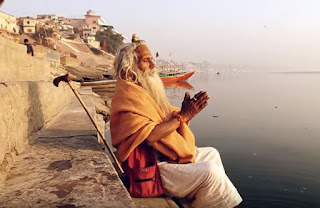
left=165, top=70, right=320, bottom=208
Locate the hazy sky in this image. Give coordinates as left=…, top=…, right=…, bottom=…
left=2, top=0, right=320, bottom=68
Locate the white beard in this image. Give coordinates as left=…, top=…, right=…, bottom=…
left=135, top=67, right=171, bottom=120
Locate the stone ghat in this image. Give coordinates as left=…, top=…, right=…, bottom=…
left=0, top=35, right=72, bottom=186
left=0, top=81, right=71, bottom=186
left=0, top=36, right=179, bottom=208
left=0, top=87, right=134, bottom=207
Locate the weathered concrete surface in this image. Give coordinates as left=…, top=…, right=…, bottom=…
left=132, top=197, right=179, bottom=208
left=0, top=37, right=51, bottom=82
left=33, top=45, right=61, bottom=69
left=0, top=81, right=71, bottom=187
left=0, top=88, right=134, bottom=208
left=60, top=56, right=79, bottom=66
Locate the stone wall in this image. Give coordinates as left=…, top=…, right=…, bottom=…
left=0, top=11, right=19, bottom=35
left=0, top=36, right=72, bottom=186
left=0, top=81, right=71, bottom=186
left=0, top=37, right=51, bottom=82
left=88, top=39, right=100, bottom=49
left=46, top=49, right=60, bottom=64
left=60, top=56, right=79, bottom=66
left=33, top=45, right=61, bottom=68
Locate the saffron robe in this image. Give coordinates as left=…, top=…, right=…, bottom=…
left=110, top=79, right=195, bottom=164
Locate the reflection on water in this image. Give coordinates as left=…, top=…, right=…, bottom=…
left=163, top=81, right=194, bottom=90
left=166, top=71, right=320, bottom=208
left=164, top=81, right=195, bottom=101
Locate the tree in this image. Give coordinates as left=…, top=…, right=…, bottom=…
left=35, top=27, right=54, bottom=45
left=95, top=27, right=124, bottom=55
left=37, top=27, right=54, bottom=37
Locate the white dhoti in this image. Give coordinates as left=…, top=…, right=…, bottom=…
left=158, top=147, right=243, bottom=208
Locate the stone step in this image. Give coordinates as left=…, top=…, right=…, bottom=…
left=0, top=87, right=134, bottom=207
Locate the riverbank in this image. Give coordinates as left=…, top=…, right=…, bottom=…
left=0, top=87, right=134, bottom=207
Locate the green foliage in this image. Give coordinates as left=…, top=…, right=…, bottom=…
left=95, top=27, right=124, bottom=55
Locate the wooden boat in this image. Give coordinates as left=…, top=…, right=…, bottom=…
left=159, top=71, right=195, bottom=82
left=103, top=73, right=115, bottom=80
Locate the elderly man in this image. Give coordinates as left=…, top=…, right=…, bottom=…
left=110, top=37, right=242, bottom=208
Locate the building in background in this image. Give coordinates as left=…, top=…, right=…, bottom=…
left=64, top=18, right=85, bottom=34
left=85, top=10, right=107, bottom=35
left=82, top=28, right=93, bottom=38
left=37, top=14, right=59, bottom=23
left=0, top=11, right=19, bottom=35
left=18, top=16, right=37, bottom=34
left=59, top=24, right=74, bottom=37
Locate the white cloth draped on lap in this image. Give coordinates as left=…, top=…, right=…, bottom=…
left=158, top=147, right=243, bottom=208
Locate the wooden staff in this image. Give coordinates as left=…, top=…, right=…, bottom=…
left=53, top=73, right=124, bottom=174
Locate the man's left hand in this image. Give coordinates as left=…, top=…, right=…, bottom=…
left=179, top=91, right=210, bottom=122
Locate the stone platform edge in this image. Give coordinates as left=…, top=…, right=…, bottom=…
left=0, top=86, right=134, bottom=208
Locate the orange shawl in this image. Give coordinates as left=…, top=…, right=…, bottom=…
left=110, top=79, right=195, bottom=164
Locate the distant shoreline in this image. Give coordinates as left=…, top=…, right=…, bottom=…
left=270, top=71, right=320, bottom=74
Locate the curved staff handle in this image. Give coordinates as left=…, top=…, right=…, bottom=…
left=53, top=74, right=124, bottom=174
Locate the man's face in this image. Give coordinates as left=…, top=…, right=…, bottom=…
left=135, top=45, right=155, bottom=71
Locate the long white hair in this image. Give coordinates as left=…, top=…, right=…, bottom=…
left=114, top=42, right=172, bottom=119
left=114, top=40, right=146, bottom=82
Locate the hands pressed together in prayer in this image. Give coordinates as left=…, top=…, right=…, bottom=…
left=179, top=91, right=210, bottom=122
left=145, top=91, right=209, bottom=144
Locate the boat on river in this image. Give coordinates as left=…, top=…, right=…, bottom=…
left=159, top=71, right=195, bottom=82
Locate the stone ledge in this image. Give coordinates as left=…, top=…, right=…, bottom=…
left=0, top=87, right=134, bottom=208
left=0, top=81, right=71, bottom=187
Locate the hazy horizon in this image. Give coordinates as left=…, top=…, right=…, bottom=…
left=2, top=0, right=320, bottom=69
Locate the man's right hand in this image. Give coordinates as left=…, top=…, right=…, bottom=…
left=179, top=91, right=210, bottom=122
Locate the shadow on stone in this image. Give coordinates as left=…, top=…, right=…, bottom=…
left=48, top=160, right=72, bottom=171
left=27, top=82, right=45, bottom=138
left=56, top=204, right=76, bottom=208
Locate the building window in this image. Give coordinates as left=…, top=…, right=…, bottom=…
left=93, top=21, right=97, bottom=24
left=27, top=21, right=30, bottom=24
left=27, top=29, right=32, bottom=32
left=93, top=27, right=96, bottom=30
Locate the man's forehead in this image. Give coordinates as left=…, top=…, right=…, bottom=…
left=135, top=45, right=152, bottom=57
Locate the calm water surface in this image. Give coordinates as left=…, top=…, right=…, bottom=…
left=165, top=71, right=320, bottom=208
